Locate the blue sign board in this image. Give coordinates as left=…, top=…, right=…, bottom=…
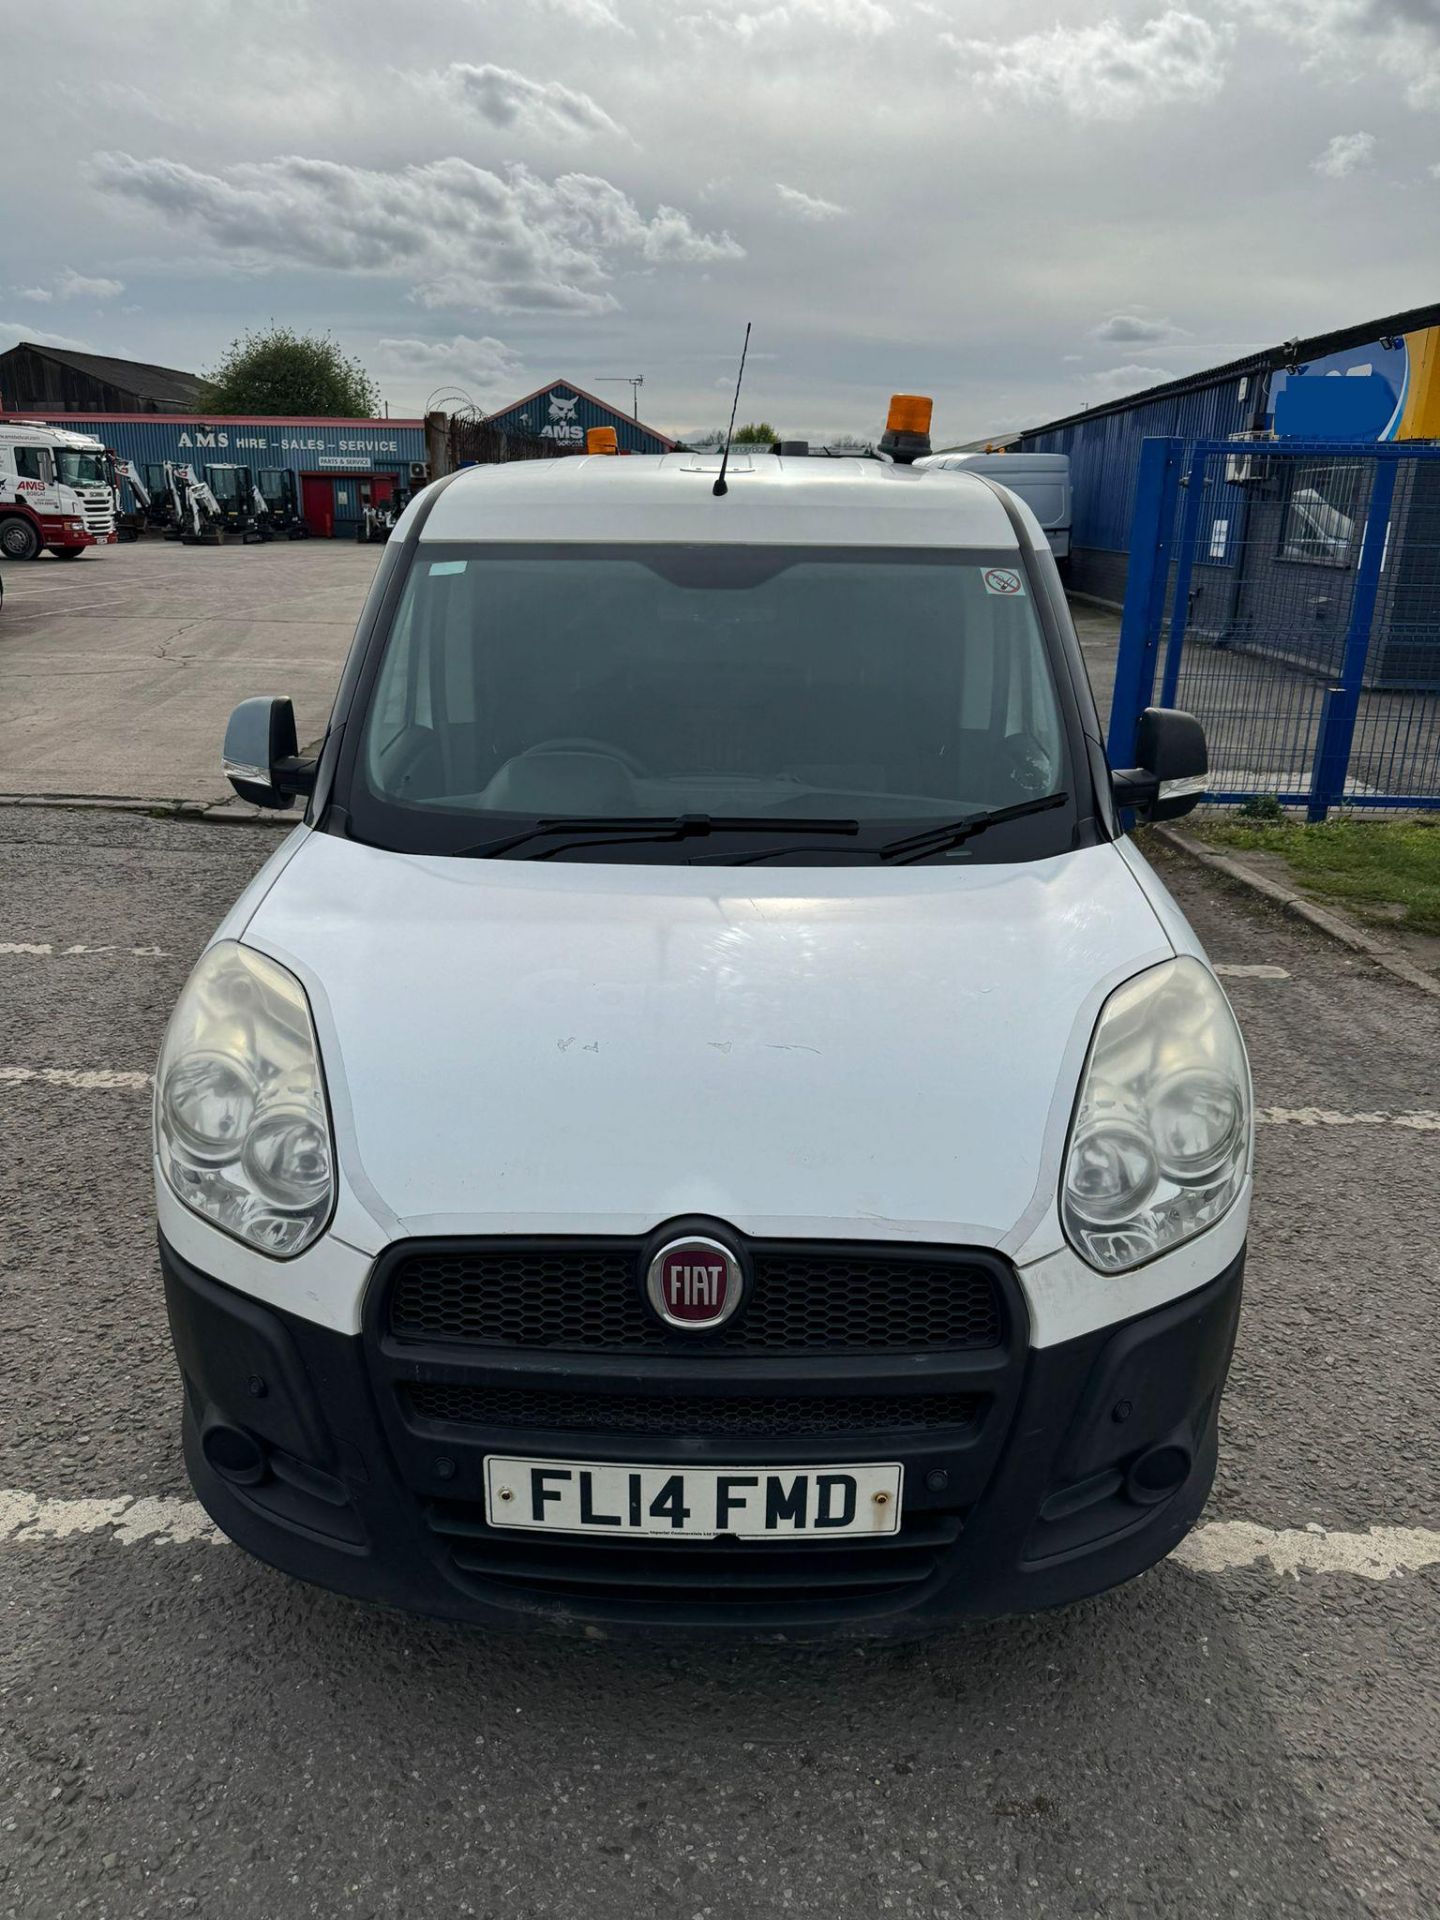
left=23, top=413, right=427, bottom=477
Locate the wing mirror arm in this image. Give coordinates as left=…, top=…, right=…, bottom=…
left=1110, top=766, right=1161, bottom=810
left=223, top=696, right=317, bottom=811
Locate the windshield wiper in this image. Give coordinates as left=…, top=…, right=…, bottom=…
left=690, top=839, right=873, bottom=866
left=874, top=791, right=1069, bottom=864
left=453, top=814, right=860, bottom=860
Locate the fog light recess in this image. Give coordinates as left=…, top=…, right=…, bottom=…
left=1125, top=1442, right=1192, bottom=1506
left=202, top=1423, right=268, bottom=1487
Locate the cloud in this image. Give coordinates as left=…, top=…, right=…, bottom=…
left=17, top=267, right=126, bottom=303
left=91, top=151, right=742, bottom=315
left=525, top=0, right=632, bottom=29
left=1090, top=363, right=1173, bottom=393
left=775, top=183, right=848, bottom=220
left=55, top=267, right=126, bottom=300
left=1224, top=0, right=1440, bottom=110
left=443, top=63, right=630, bottom=141
left=950, top=10, right=1235, bottom=120
left=1313, top=130, right=1378, bottom=175
left=375, top=332, right=523, bottom=395
left=0, top=320, right=93, bottom=353
left=1091, top=311, right=1190, bottom=344
left=683, top=0, right=893, bottom=43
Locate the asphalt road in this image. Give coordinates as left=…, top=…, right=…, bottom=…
left=2, top=804, right=1437, bottom=1920
left=0, top=540, right=379, bottom=805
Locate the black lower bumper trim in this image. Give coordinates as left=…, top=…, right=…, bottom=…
left=161, top=1234, right=1244, bottom=1638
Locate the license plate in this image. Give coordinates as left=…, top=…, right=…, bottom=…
left=483, top=1457, right=903, bottom=1540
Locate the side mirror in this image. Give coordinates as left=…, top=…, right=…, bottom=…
left=1112, top=706, right=1207, bottom=823
left=223, top=696, right=316, bottom=810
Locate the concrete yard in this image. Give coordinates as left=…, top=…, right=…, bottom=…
left=0, top=538, right=380, bottom=805
left=2, top=539, right=1438, bottom=1919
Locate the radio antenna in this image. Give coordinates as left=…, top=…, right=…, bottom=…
left=712, top=321, right=752, bottom=498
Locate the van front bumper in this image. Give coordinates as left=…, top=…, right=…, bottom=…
left=161, top=1233, right=1243, bottom=1639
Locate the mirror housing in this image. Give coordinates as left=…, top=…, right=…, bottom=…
left=1112, top=706, right=1208, bottom=823
left=222, top=696, right=316, bottom=810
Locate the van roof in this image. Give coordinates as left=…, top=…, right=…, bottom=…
left=917, top=451, right=1070, bottom=472
left=419, top=452, right=1023, bottom=550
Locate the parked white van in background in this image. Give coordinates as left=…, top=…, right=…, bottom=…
left=917, top=450, right=1073, bottom=562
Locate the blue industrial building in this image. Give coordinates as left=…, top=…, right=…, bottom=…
left=1015, top=299, right=1440, bottom=606
left=483, top=380, right=675, bottom=456
left=0, top=409, right=429, bottom=539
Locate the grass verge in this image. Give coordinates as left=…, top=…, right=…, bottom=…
left=1187, top=812, right=1440, bottom=936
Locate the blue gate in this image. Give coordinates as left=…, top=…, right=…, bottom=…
left=1107, top=437, right=1440, bottom=819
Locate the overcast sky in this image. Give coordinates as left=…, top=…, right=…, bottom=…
left=7, top=0, right=1440, bottom=441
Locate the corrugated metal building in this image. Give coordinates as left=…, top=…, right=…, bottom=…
left=483, top=380, right=675, bottom=456
left=0, top=410, right=428, bottom=539
left=0, top=341, right=205, bottom=413
left=1015, top=299, right=1440, bottom=604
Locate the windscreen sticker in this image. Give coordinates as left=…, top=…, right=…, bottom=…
left=982, top=567, right=1025, bottom=597
left=429, top=560, right=467, bottom=576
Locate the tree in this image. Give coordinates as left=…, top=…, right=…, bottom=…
left=201, top=325, right=381, bottom=417
left=733, top=421, right=779, bottom=444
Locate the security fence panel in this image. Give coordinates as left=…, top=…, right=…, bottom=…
left=1109, top=438, right=1440, bottom=819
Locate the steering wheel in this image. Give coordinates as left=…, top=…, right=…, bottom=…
left=519, top=737, right=650, bottom=776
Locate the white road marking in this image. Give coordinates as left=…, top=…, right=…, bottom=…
left=1172, top=1521, right=1440, bottom=1582
left=1257, top=1107, right=1440, bottom=1130
left=8, top=599, right=132, bottom=618
left=1214, top=964, right=1290, bottom=980
left=0, top=941, right=167, bottom=957
left=0, top=1491, right=223, bottom=1547
left=2, top=1491, right=1436, bottom=1586
left=0, top=1066, right=151, bottom=1090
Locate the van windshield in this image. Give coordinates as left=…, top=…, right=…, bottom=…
left=348, top=543, right=1075, bottom=862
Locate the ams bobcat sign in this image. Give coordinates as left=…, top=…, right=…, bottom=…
left=484, top=381, right=675, bottom=457
left=539, top=393, right=582, bottom=445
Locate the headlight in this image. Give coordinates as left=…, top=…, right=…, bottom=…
left=1062, top=957, right=1250, bottom=1274
left=156, top=942, right=335, bottom=1258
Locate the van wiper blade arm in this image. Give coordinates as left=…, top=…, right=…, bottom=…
left=454, top=814, right=860, bottom=859
left=875, top=791, right=1069, bottom=864
left=690, top=840, right=873, bottom=866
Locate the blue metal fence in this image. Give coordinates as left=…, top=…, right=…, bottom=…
left=1107, top=437, right=1440, bottom=820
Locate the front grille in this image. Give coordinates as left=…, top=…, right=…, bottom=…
left=388, top=1244, right=1003, bottom=1354
left=406, top=1381, right=982, bottom=1437
left=427, top=1500, right=964, bottom=1609
left=78, top=490, right=114, bottom=534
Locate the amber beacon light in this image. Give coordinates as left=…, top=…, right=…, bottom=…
left=879, top=394, right=933, bottom=465
left=586, top=426, right=619, bottom=455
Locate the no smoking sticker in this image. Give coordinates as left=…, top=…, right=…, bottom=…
left=982, top=568, right=1025, bottom=597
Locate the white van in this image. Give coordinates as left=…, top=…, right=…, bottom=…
left=154, top=403, right=1250, bottom=1636
left=916, top=450, right=1072, bottom=561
